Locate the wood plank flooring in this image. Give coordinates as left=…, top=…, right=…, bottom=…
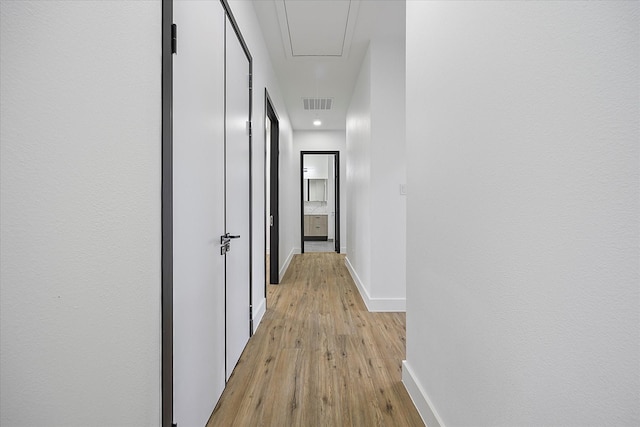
left=207, top=253, right=424, bottom=426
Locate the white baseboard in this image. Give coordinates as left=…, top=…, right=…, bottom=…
left=402, top=361, right=445, bottom=427
left=344, top=257, right=405, bottom=312
left=279, top=247, right=299, bottom=282
left=252, top=298, right=266, bottom=333
left=340, top=245, right=347, bottom=254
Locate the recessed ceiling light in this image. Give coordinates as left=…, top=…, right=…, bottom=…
left=313, top=120, right=322, bottom=126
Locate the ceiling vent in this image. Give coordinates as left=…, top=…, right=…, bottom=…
left=303, top=97, right=333, bottom=110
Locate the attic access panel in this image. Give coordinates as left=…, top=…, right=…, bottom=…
left=282, top=0, right=353, bottom=57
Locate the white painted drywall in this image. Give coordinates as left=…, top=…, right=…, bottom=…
left=346, top=34, right=407, bottom=311
left=229, top=0, right=295, bottom=315
left=0, top=1, right=161, bottom=425
left=346, top=48, right=373, bottom=296
left=303, top=154, right=329, bottom=179
left=370, top=39, right=406, bottom=300
left=404, top=2, right=639, bottom=426
left=294, top=130, right=347, bottom=252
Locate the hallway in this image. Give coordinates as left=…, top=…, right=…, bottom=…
left=208, top=253, right=424, bottom=426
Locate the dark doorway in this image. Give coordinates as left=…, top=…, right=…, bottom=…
left=266, top=91, right=280, bottom=284
left=300, top=151, right=340, bottom=254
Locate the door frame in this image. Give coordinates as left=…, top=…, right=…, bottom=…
left=300, top=151, right=340, bottom=254
left=161, top=0, right=173, bottom=425
left=265, top=90, right=280, bottom=285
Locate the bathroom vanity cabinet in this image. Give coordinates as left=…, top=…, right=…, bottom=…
left=304, top=214, right=328, bottom=240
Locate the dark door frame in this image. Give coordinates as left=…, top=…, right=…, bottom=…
left=265, top=90, right=280, bottom=285
left=300, top=151, right=340, bottom=254
left=161, top=0, right=173, bottom=425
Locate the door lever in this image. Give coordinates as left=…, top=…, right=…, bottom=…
left=220, top=233, right=240, bottom=244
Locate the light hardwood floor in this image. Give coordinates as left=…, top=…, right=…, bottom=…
left=208, top=253, right=424, bottom=426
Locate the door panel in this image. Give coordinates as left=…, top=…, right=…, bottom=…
left=173, top=2, right=226, bottom=426
left=267, top=99, right=279, bottom=284
left=224, top=17, right=251, bottom=380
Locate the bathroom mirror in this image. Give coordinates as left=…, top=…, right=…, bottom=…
left=304, top=179, right=327, bottom=201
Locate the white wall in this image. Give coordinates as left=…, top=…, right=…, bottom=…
left=294, top=130, right=347, bottom=252
left=346, top=49, right=372, bottom=297
left=0, top=2, right=161, bottom=426
left=403, top=2, right=639, bottom=426
left=346, top=35, right=407, bottom=311
left=303, top=154, right=329, bottom=179
left=228, top=0, right=294, bottom=322
left=370, top=39, right=406, bottom=300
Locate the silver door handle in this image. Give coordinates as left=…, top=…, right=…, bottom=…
left=220, top=233, right=240, bottom=255
left=220, top=233, right=240, bottom=244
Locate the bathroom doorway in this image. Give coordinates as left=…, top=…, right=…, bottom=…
left=300, top=151, right=340, bottom=254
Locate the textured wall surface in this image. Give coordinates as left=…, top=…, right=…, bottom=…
left=0, top=2, right=162, bottom=425
left=405, top=1, right=639, bottom=425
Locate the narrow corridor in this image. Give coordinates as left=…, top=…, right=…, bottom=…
left=208, top=253, right=424, bottom=426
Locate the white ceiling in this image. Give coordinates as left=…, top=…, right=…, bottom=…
left=252, top=0, right=405, bottom=131
left=280, top=0, right=354, bottom=56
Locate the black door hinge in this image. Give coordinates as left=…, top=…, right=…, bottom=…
left=171, top=24, right=177, bottom=54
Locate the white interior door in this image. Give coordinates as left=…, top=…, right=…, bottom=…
left=173, top=2, right=226, bottom=426
left=224, top=16, right=251, bottom=380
